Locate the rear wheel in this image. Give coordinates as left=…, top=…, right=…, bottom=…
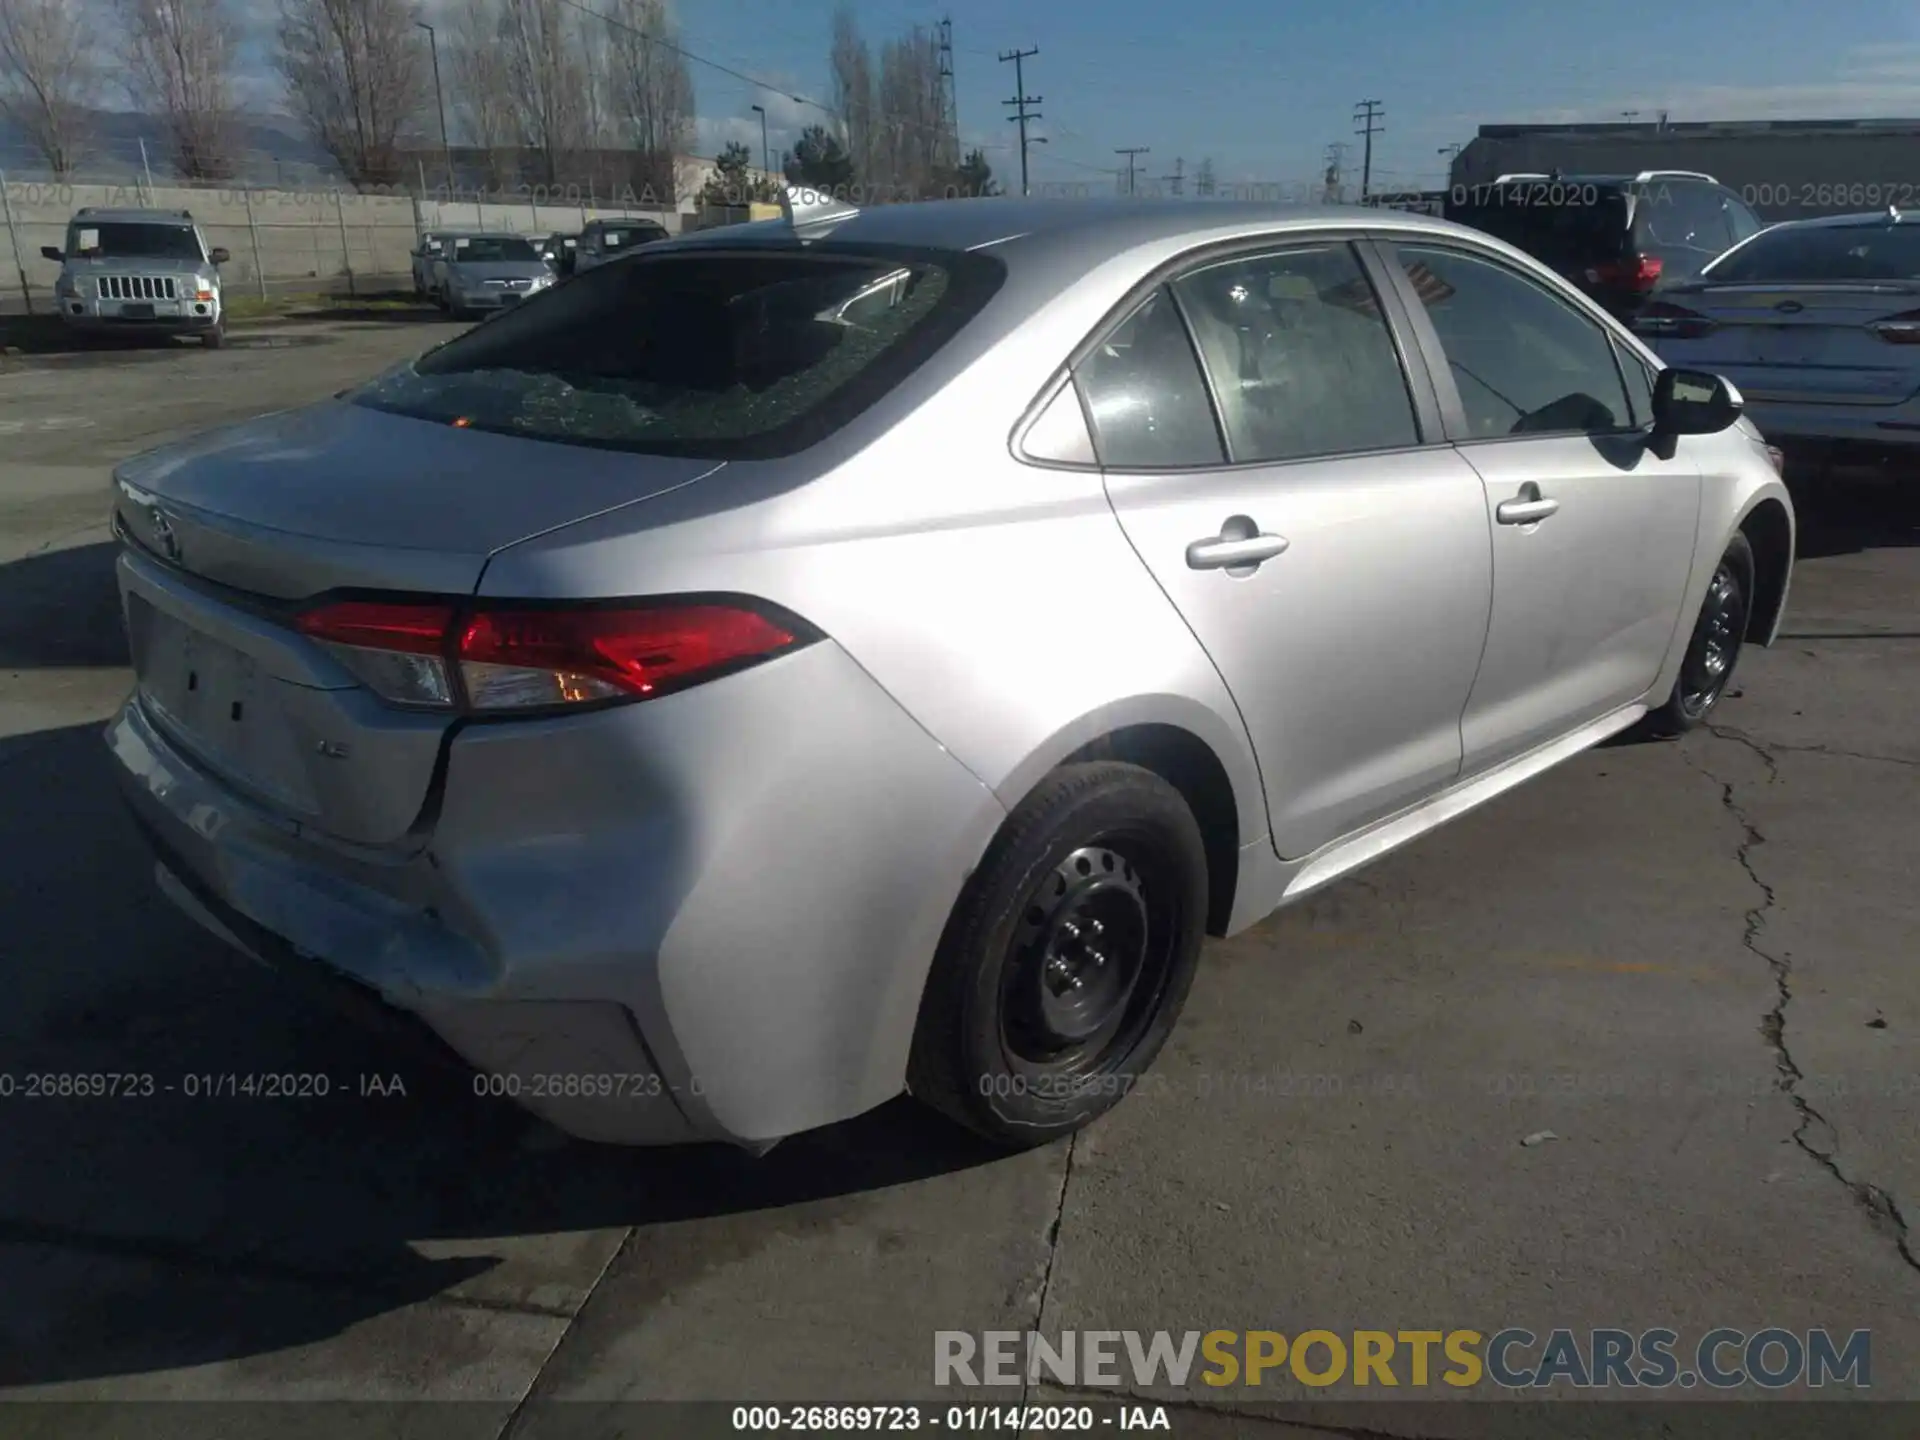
left=1643, top=531, right=1753, bottom=736
left=907, top=762, right=1208, bottom=1148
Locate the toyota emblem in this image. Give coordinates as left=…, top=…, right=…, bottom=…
left=149, top=505, right=181, bottom=563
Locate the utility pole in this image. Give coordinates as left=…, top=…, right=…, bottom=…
left=937, top=18, right=961, bottom=171
left=1115, top=146, right=1149, bottom=196
left=415, top=21, right=453, bottom=195
left=1352, top=99, right=1383, bottom=202
left=1159, top=156, right=1184, bottom=196
left=999, top=47, right=1041, bottom=197
left=751, top=103, right=770, bottom=179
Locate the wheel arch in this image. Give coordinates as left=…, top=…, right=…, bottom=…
left=1737, top=495, right=1794, bottom=646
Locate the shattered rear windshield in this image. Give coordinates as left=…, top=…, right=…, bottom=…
left=347, top=246, right=1004, bottom=459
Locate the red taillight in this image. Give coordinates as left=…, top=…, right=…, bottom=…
left=293, top=597, right=802, bottom=711
left=295, top=599, right=457, bottom=654
left=1631, top=300, right=1715, bottom=340
left=456, top=605, right=798, bottom=709
left=1869, top=308, right=1920, bottom=344
left=1593, top=254, right=1663, bottom=291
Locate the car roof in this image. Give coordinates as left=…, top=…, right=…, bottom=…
left=661, top=196, right=1494, bottom=268
left=445, top=233, right=537, bottom=245
left=1759, top=208, right=1917, bottom=231
left=70, top=208, right=197, bottom=225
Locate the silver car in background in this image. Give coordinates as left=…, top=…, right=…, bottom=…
left=105, top=194, right=1793, bottom=1154
left=432, top=234, right=556, bottom=319
left=1634, top=208, right=1920, bottom=473
left=573, top=217, right=671, bottom=273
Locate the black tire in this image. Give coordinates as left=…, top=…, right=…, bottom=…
left=907, top=761, right=1208, bottom=1148
left=1642, top=531, right=1755, bottom=737
left=199, top=322, right=226, bottom=350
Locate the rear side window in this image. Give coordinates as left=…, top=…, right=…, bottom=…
left=1075, top=287, right=1225, bottom=469
left=349, top=246, right=1004, bottom=459
left=1447, top=186, right=1632, bottom=266
left=1170, top=243, right=1419, bottom=463
left=1705, top=222, right=1920, bottom=283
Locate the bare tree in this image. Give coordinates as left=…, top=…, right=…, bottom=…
left=604, top=0, right=692, bottom=157
left=497, top=0, right=589, bottom=184
left=446, top=0, right=515, bottom=187
left=827, top=5, right=873, bottom=188
left=275, top=0, right=427, bottom=188
left=0, top=0, right=96, bottom=176
left=114, top=0, right=241, bottom=180
left=874, top=25, right=949, bottom=198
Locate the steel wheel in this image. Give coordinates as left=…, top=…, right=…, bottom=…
left=1678, top=558, right=1748, bottom=719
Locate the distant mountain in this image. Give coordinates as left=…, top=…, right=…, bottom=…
left=0, top=108, right=340, bottom=184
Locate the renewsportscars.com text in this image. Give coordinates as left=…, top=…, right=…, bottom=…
left=934, top=1327, right=1871, bottom=1390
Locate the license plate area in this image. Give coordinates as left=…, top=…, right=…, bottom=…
left=130, top=598, right=318, bottom=815
left=119, top=302, right=155, bottom=319
left=1741, top=326, right=1828, bottom=366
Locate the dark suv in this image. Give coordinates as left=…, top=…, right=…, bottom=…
left=1445, top=170, right=1765, bottom=318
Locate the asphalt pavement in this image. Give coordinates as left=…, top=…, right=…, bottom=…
left=0, top=318, right=1915, bottom=1437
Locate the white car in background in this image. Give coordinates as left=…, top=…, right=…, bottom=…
left=1634, top=208, right=1920, bottom=475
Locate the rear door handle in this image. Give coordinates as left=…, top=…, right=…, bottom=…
left=1186, top=527, right=1289, bottom=571
left=1496, top=486, right=1560, bottom=525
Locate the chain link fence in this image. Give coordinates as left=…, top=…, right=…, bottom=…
left=0, top=170, right=679, bottom=314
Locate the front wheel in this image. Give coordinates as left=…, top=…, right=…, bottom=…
left=907, top=762, right=1208, bottom=1148
left=1643, top=531, right=1754, bottom=737
left=199, top=321, right=226, bottom=350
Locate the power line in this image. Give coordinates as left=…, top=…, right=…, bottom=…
left=1352, top=98, right=1384, bottom=202
left=999, top=46, right=1041, bottom=197
left=1114, top=146, right=1149, bottom=196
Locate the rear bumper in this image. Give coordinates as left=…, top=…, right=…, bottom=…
left=106, top=637, right=1006, bottom=1148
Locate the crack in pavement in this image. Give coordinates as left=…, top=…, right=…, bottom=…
left=1707, top=724, right=1920, bottom=770
left=493, top=1222, right=637, bottom=1440
left=1020, top=1133, right=1079, bottom=1409
left=1691, top=727, right=1920, bottom=1277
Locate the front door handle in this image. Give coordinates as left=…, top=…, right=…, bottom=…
left=1186, top=521, right=1289, bottom=571
left=1496, top=484, right=1560, bottom=525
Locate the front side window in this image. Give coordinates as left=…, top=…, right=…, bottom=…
left=1170, top=243, right=1419, bottom=463
left=1393, top=243, right=1632, bottom=439
left=349, top=246, right=1002, bottom=459
left=66, top=222, right=202, bottom=261
left=1074, top=286, right=1225, bottom=469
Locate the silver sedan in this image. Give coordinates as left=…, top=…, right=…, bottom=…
left=105, top=194, right=1794, bottom=1152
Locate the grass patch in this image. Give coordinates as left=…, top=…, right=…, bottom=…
left=226, top=290, right=428, bottom=322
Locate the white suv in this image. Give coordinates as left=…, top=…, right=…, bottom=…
left=44, top=206, right=230, bottom=348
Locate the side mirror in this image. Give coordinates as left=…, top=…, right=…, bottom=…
left=208, top=246, right=230, bottom=265
left=41, top=245, right=62, bottom=262
left=1652, top=367, right=1742, bottom=436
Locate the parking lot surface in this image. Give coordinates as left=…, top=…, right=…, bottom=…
left=1, top=321, right=1916, bottom=1434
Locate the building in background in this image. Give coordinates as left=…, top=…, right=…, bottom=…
left=1452, top=118, right=1920, bottom=221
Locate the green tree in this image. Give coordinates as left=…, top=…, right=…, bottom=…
left=783, top=123, right=855, bottom=192
left=955, top=148, right=997, bottom=197
left=698, top=139, right=776, bottom=206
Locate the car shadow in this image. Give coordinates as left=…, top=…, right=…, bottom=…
left=0, top=541, right=127, bottom=669
left=0, top=720, right=1010, bottom=1390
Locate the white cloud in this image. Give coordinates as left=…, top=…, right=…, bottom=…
left=1464, top=42, right=1920, bottom=127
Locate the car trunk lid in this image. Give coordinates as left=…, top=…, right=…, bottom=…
left=113, top=399, right=725, bottom=846
left=1650, top=282, right=1920, bottom=405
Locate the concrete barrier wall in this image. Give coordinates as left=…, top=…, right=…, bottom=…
left=0, top=177, right=678, bottom=307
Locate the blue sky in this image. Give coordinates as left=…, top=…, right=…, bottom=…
left=670, top=0, right=1920, bottom=191
left=216, top=0, right=1920, bottom=192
